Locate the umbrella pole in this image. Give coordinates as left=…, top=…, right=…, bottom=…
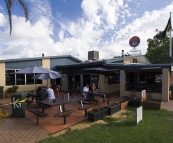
left=35, top=80, right=37, bottom=91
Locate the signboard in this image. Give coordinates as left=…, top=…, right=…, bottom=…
left=136, top=106, right=143, bottom=125
left=129, top=36, right=140, bottom=47
left=141, top=90, right=146, bottom=101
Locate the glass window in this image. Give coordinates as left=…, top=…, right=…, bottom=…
left=108, top=74, right=120, bottom=84
left=6, top=69, right=42, bottom=85
left=16, top=70, right=25, bottom=85
left=36, top=79, right=42, bottom=84
left=26, top=74, right=34, bottom=85
left=91, top=75, right=99, bottom=88
left=6, top=70, right=15, bottom=85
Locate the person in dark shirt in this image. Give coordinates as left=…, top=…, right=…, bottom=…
left=51, top=82, right=57, bottom=90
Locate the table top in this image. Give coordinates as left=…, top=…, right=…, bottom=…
left=38, top=96, right=84, bottom=106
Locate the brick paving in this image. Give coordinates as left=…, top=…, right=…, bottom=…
left=162, top=100, right=173, bottom=111
left=0, top=118, right=50, bottom=143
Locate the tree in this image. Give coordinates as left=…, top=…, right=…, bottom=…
left=145, top=30, right=173, bottom=63
left=4, top=0, right=29, bottom=34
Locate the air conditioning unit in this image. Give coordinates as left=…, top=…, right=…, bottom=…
left=88, top=51, right=99, bottom=60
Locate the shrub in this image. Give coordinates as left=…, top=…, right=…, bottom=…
left=88, top=107, right=101, bottom=114
left=6, top=85, right=19, bottom=93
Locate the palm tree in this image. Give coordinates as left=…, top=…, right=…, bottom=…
left=4, top=0, right=29, bottom=34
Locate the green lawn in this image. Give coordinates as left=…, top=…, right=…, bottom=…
left=38, top=107, right=173, bottom=143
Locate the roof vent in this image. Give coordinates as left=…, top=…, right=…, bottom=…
left=88, top=50, right=99, bottom=60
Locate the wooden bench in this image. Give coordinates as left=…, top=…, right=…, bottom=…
left=28, top=109, right=47, bottom=124
left=54, top=110, right=75, bottom=125
left=78, top=105, right=91, bottom=117
left=85, top=99, right=98, bottom=105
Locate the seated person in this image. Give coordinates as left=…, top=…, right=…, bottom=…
left=37, top=90, right=47, bottom=101
left=91, top=83, right=96, bottom=93
left=83, top=84, right=94, bottom=100
left=36, top=86, right=42, bottom=94
left=46, top=85, right=55, bottom=99
left=51, top=82, right=60, bottom=97
left=36, top=86, right=42, bottom=101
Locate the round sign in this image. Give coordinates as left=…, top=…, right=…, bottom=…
left=129, top=36, right=140, bottom=47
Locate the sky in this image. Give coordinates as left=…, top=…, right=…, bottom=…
left=0, top=0, right=172, bottom=61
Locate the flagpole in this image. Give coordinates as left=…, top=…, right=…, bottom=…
left=170, top=12, right=172, bottom=63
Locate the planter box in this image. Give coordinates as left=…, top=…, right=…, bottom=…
left=106, top=104, right=120, bottom=115
left=128, top=100, right=142, bottom=107
left=142, top=101, right=162, bottom=110
left=120, top=101, right=129, bottom=110
left=88, top=108, right=108, bottom=122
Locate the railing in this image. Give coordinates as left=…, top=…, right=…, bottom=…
left=125, top=83, right=162, bottom=93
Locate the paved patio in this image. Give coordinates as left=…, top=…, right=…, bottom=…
left=1, top=92, right=173, bottom=143
left=0, top=92, right=120, bottom=143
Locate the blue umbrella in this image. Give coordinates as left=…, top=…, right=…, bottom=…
left=14, top=65, right=52, bottom=74
left=32, top=72, right=61, bottom=80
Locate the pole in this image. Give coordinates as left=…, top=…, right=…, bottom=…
left=170, top=12, right=172, bottom=63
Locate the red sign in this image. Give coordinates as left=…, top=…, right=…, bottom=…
left=129, top=36, right=140, bottom=47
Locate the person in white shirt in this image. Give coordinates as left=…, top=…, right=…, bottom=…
left=46, top=86, right=55, bottom=99
left=83, top=84, right=93, bottom=99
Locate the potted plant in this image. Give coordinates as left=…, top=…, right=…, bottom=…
left=6, top=85, right=19, bottom=98
left=142, top=100, right=162, bottom=110
left=128, top=98, right=142, bottom=107
left=105, top=102, right=120, bottom=115
left=88, top=107, right=108, bottom=122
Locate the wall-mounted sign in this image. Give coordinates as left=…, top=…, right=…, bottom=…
left=120, top=74, right=124, bottom=80
left=129, top=36, right=140, bottom=47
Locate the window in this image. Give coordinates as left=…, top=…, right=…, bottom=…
left=6, top=70, right=15, bottom=85
left=108, top=74, right=120, bottom=84
left=16, top=70, right=25, bottom=85
left=26, top=74, right=34, bottom=85
left=6, top=70, right=42, bottom=85
left=126, top=72, right=162, bottom=84
left=91, top=75, right=99, bottom=88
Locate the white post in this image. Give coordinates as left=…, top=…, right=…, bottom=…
left=170, top=12, right=172, bottom=62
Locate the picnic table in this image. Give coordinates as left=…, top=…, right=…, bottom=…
left=38, top=96, right=84, bottom=113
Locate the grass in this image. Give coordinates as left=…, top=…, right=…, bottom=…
left=38, top=107, right=173, bottom=143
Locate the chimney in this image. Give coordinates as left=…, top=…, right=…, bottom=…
left=122, top=50, right=124, bottom=57
left=42, top=53, right=44, bottom=57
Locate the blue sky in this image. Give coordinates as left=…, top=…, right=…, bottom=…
left=0, top=0, right=172, bottom=61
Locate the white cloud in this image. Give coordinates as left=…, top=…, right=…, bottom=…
left=0, top=0, right=172, bottom=62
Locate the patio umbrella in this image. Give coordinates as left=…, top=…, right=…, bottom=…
left=32, top=72, right=61, bottom=86
left=13, top=64, right=60, bottom=89
left=82, top=67, right=119, bottom=75
left=13, top=64, right=52, bottom=74
left=32, top=72, right=62, bottom=80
